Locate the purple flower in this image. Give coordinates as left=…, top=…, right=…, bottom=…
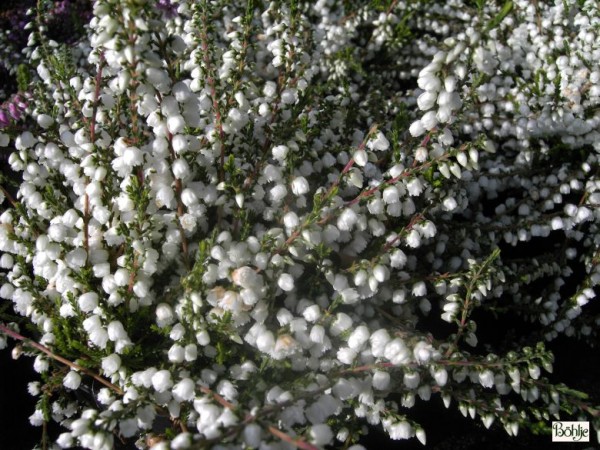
left=14, top=96, right=27, bottom=109
left=54, top=1, right=69, bottom=15
left=157, top=0, right=178, bottom=18
left=0, top=110, right=10, bottom=127
left=8, top=103, right=20, bottom=121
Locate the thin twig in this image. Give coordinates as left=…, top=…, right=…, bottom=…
left=0, top=323, right=124, bottom=395
left=83, top=53, right=105, bottom=261
left=0, top=185, right=18, bottom=208
left=199, top=3, right=226, bottom=182
left=199, top=385, right=235, bottom=410
left=268, top=426, right=319, bottom=450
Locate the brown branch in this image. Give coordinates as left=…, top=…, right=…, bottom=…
left=341, top=362, right=395, bottom=374
left=164, top=127, right=190, bottom=268
left=0, top=323, right=124, bottom=395
left=345, top=150, right=449, bottom=207
left=83, top=192, right=90, bottom=256
left=269, top=125, right=380, bottom=256
left=386, top=0, right=400, bottom=16
left=380, top=212, right=424, bottom=253
left=199, top=6, right=226, bottom=183
left=199, top=385, right=236, bottom=410
left=127, top=256, right=139, bottom=294
left=83, top=53, right=106, bottom=261
left=268, top=426, right=319, bottom=450
left=0, top=185, right=17, bottom=208
left=89, top=54, right=105, bottom=144
left=272, top=145, right=452, bottom=257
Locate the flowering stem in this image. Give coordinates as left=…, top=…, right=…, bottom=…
left=42, top=420, right=48, bottom=450
left=0, top=185, right=17, bottom=208
left=341, top=362, right=395, bottom=374
left=380, top=212, right=424, bottom=253
left=199, top=386, right=235, bottom=410
left=89, top=53, right=105, bottom=144
left=346, top=149, right=452, bottom=207
left=449, top=248, right=501, bottom=354
left=273, top=150, right=449, bottom=258
left=165, top=127, right=190, bottom=268
left=267, top=426, right=319, bottom=450
left=386, top=0, right=400, bottom=15
left=0, top=324, right=124, bottom=395
left=272, top=125, right=378, bottom=255
left=83, top=53, right=105, bottom=261
left=198, top=2, right=226, bottom=183
left=189, top=385, right=331, bottom=449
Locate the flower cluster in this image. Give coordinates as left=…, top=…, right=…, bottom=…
left=0, top=93, right=28, bottom=128
left=0, top=0, right=599, bottom=449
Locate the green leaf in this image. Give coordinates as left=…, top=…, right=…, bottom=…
left=486, top=1, right=513, bottom=32
left=558, top=385, right=589, bottom=401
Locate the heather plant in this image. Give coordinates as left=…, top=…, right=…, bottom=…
left=0, top=0, right=599, bottom=449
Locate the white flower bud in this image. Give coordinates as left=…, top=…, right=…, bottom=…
left=372, top=371, right=390, bottom=390
left=123, top=146, right=143, bottom=166
left=404, top=372, right=420, bottom=389
left=168, top=344, right=185, bottom=363
left=420, top=111, right=438, bottom=130
left=373, top=265, right=388, bottom=282
left=107, top=321, right=128, bottom=341
left=310, top=424, right=333, bottom=446
left=409, top=120, right=426, bottom=137
left=281, top=88, right=298, bottom=104
left=406, top=229, right=421, bottom=248
left=272, top=145, right=288, bottom=160
left=291, top=176, right=309, bottom=196
left=383, top=186, right=400, bottom=204
left=78, top=292, right=99, bottom=313
left=303, top=304, right=321, bottom=322
left=243, top=424, right=262, bottom=448
left=167, top=115, right=186, bottom=134
left=152, top=369, right=173, bottom=393
left=417, top=91, right=437, bottom=110
left=180, top=188, right=198, bottom=206
left=256, top=330, right=275, bottom=353
left=63, top=371, right=82, bottom=390
left=37, top=114, right=54, bottom=128
left=172, top=378, right=195, bottom=402
left=433, top=368, right=448, bottom=386
left=337, top=347, right=357, bottom=365
left=171, top=134, right=189, bottom=153
left=337, top=208, right=358, bottom=231
left=442, top=196, right=458, bottom=211
left=283, top=211, right=300, bottom=229
left=172, top=158, right=191, bottom=179
left=367, top=131, right=390, bottom=151
left=444, top=76, right=457, bottom=92
left=437, top=106, right=453, bottom=123
left=310, top=325, right=325, bottom=344
left=479, top=370, right=495, bottom=388
left=417, top=73, right=441, bottom=92
left=353, top=149, right=368, bottom=166
left=348, top=325, right=369, bottom=350
left=331, top=313, right=353, bottom=336
left=184, top=344, right=198, bottom=361
left=370, top=329, right=391, bottom=357
left=101, top=354, right=121, bottom=376
left=277, top=273, right=294, bottom=291
left=156, top=303, right=175, bottom=327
